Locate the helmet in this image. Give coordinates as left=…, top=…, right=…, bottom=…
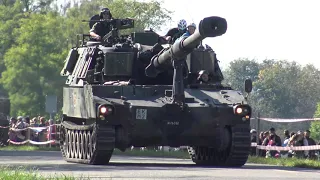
left=100, top=7, right=112, bottom=19
left=177, top=19, right=187, bottom=30
left=101, top=7, right=110, bottom=14
left=188, top=22, right=196, bottom=28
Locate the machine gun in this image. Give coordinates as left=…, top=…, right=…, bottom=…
left=145, top=16, right=227, bottom=105
left=82, top=17, right=134, bottom=45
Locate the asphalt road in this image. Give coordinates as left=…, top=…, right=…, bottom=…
left=0, top=151, right=320, bottom=180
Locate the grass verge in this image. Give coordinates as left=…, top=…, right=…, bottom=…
left=247, top=156, right=320, bottom=169
left=2, top=145, right=320, bottom=169
left=0, top=145, right=190, bottom=158
left=0, top=145, right=60, bottom=151
left=0, top=166, right=80, bottom=180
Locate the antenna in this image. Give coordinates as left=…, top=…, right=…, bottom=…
left=185, top=4, right=203, bottom=46
left=185, top=4, right=195, bottom=23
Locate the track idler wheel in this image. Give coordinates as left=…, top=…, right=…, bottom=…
left=188, top=125, right=250, bottom=167
left=78, top=131, right=84, bottom=159
left=60, top=121, right=115, bottom=165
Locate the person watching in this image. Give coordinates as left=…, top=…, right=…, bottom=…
left=162, top=19, right=187, bottom=44
left=175, top=22, right=197, bottom=42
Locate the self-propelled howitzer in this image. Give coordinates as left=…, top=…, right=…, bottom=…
left=57, top=15, right=253, bottom=167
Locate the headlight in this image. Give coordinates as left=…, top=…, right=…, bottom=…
left=97, top=104, right=115, bottom=120
left=236, top=107, right=243, bottom=114
left=100, top=106, right=108, bottom=114
left=233, top=104, right=251, bottom=117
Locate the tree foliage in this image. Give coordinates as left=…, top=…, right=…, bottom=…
left=1, top=12, right=68, bottom=116
left=224, top=59, right=320, bottom=118
left=223, top=58, right=260, bottom=92
left=224, top=59, right=320, bottom=133
left=253, top=61, right=320, bottom=119
left=0, top=0, right=173, bottom=117
left=0, top=1, right=25, bottom=96
left=310, top=103, right=320, bottom=141
left=63, top=0, right=172, bottom=47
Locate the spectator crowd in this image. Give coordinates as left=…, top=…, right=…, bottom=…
left=8, top=116, right=56, bottom=144
left=250, top=127, right=318, bottom=159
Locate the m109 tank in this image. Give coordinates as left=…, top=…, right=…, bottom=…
left=0, top=96, right=10, bottom=146
left=57, top=15, right=253, bottom=166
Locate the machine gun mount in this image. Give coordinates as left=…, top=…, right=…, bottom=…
left=81, top=16, right=134, bottom=46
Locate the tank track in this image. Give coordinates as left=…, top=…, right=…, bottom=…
left=187, top=124, right=250, bottom=167
left=58, top=121, right=115, bottom=165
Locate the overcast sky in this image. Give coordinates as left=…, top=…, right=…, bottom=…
left=158, top=0, right=320, bottom=70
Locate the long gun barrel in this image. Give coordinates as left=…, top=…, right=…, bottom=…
left=145, top=16, right=227, bottom=77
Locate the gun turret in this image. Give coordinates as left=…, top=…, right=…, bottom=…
left=144, top=16, right=227, bottom=106
left=145, top=16, right=227, bottom=78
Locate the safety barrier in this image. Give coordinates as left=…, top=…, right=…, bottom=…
left=250, top=116, right=320, bottom=152
left=0, top=124, right=58, bottom=145
left=252, top=117, right=320, bottom=122
left=251, top=142, right=320, bottom=151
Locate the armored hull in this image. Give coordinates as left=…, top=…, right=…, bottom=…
left=59, top=84, right=250, bottom=166
left=57, top=15, right=252, bottom=166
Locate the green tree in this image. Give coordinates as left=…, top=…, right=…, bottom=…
left=310, top=103, right=320, bottom=141
left=251, top=61, right=300, bottom=118
left=223, top=58, right=260, bottom=91
left=0, top=0, right=55, bottom=11
left=294, top=64, right=320, bottom=117
left=251, top=61, right=320, bottom=132
left=253, top=61, right=320, bottom=119
left=105, top=0, right=172, bottom=31
left=1, top=12, right=67, bottom=116
left=0, top=0, right=16, bottom=6
left=63, top=0, right=172, bottom=47
left=0, top=0, right=56, bottom=97
left=0, top=2, right=25, bottom=96
left=0, top=0, right=172, bottom=117
left=224, top=58, right=320, bottom=132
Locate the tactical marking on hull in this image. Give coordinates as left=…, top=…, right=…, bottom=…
left=136, top=109, right=147, bottom=120
left=167, top=121, right=179, bottom=125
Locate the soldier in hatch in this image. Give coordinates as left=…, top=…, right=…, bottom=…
left=161, top=19, right=187, bottom=44
left=147, top=19, right=187, bottom=55
left=138, top=19, right=188, bottom=68
left=175, top=22, right=196, bottom=42
left=89, top=7, right=113, bottom=41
